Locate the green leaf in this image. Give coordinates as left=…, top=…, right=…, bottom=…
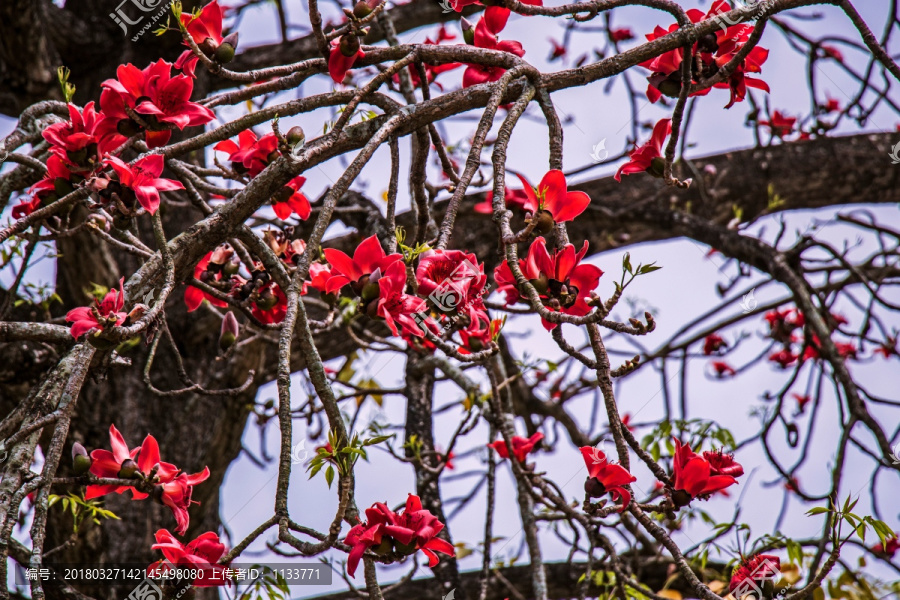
left=325, top=465, right=335, bottom=488
left=806, top=507, right=830, bottom=516
left=623, top=253, right=633, bottom=274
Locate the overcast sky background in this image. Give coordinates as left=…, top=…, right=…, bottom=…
left=2, top=0, right=899, bottom=598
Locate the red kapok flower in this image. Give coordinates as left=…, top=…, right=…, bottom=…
left=462, top=16, right=525, bottom=88
left=610, top=27, right=634, bottom=42
left=184, top=248, right=233, bottom=312
left=307, top=262, right=333, bottom=294
left=517, top=169, right=591, bottom=230
left=768, top=349, right=798, bottom=369
left=383, top=494, right=456, bottom=568
left=494, top=237, right=603, bottom=331
left=488, top=432, right=544, bottom=463
left=323, top=234, right=402, bottom=295
left=271, top=175, right=310, bottom=220
left=416, top=249, right=487, bottom=321
left=759, top=111, right=797, bottom=138
left=710, top=360, right=736, bottom=378
left=213, top=130, right=280, bottom=177
left=792, top=393, right=811, bottom=413
left=670, top=437, right=740, bottom=507
left=343, top=502, right=395, bottom=577
left=703, top=333, right=727, bottom=355
left=872, top=535, right=899, bottom=558
left=151, top=529, right=227, bottom=586
left=729, top=554, right=781, bottom=595
left=376, top=260, right=429, bottom=338
left=66, top=278, right=128, bottom=339
left=174, top=1, right=236, bottom=77
left=85, top=424, right=179, bottom=500
left=329, top=34, right=365, bottom=84
left=615, top=118, right=671, bottom=181
left=580, top=446, right=637, bottom=512
left=251, top=282, right=288, bottom=325
left=157, top=468, right=211, bottom=535
left=100, top=59, right=215, bottom=148
left=43, top=102, right=121, bottom=166
left=100, top=155, right=184, bottom=215
left=548, top=38, right=566, bottom=61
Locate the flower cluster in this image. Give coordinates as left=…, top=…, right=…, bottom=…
left=764, top=307, right=858, bottom=369
left=640, top=1, right=769, bottom=107
left=81, top=425, right=210, bottom=535
left=185, top=243, right=289, bottom=325
left=495, top=237, right=603, bottom=331
left=729, top=554, right=781, bottom=595
left=670, top=438, right=743, bottom=508
left=343, top=494, right=455, bottom=578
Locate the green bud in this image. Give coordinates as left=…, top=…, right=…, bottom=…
left=72, top=443, right=92, bottom=475
left=286, top=126, right=305, bottom=147
left=361, top=281, right=380, bottom=303
left=215, top=42, right=235, bottom=63
left=117, top=459, right=139, bottom=479
left=256, top=289, right=277, bottom=311
left=532, top=209, right=555, bottom=235
left=461, top=18, right=475, bottom=45
left=648, top=156, right=666, bottom=178
left=353, top=0, right=373, bottom=18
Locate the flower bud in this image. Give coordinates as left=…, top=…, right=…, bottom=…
left=533, top=209, right=555, bottom=235
left=339, top=33, right=361, bottom=57
left=199, top=37, right=218, bottom=57
left=648, top=156, right=666, bottom=178
left=584, top=476, right=607, bottom=498
left=670, top=488, right=692, bottom=508
left=215, top=33, right=239, bottom=63
left=223, top=257, right=240, bottom=277
left=353, top=0, right=373, bottom=18
left=286, top=126, right=305, bottom=147
left=210, top=244, right=234, bottom=266
left=117, top=459, right=139, bottom=479
left=219, top=311, right=239, bottom=351
left=72, top=443, right=92, bottom=475
left=361, top=280, right=381, bottom=303
left=256, top=288, right=277, bottom=311
left=461, top=18, right=475, bottom=45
